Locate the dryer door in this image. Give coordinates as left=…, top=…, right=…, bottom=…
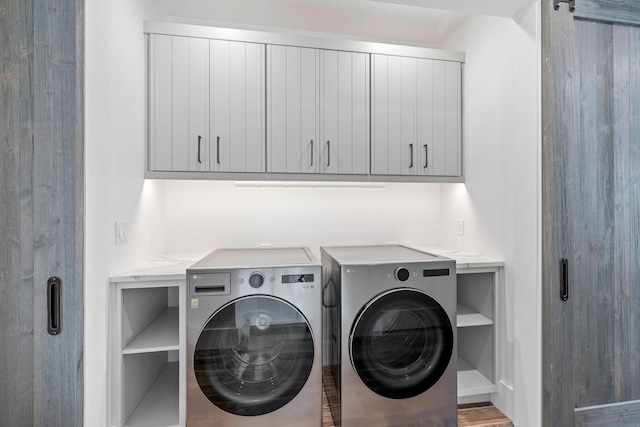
left=350, top=288, right=454, bottom=399
left=194, top=295, right=315, bottom=416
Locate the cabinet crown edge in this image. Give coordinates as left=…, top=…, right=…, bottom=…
left=143, top=20, right=465, bottom=63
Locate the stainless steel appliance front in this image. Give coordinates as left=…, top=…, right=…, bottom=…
left=187, top=247, right=322, bottom=426
left=321, top=244, right=457, bottom=427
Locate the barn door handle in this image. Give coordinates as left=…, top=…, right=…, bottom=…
left=47, top=277, right=62, bottom=335
left=560, top=258, right=569, bottom=301
left=409, top=144, right=414, bottom=168
left=197, top=135, right=202, bottom=164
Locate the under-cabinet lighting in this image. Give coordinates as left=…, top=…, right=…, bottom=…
left=234, top=181, right=387, bottom=189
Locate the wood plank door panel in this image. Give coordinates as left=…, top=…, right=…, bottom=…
left=0, top=0, right=84, bottom=425
left=543, top=0, right=640, bottom=425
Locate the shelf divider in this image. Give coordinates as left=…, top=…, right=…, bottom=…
left=456, top=303, right=493, bottom=328
left=124, top=307, right=179, bottom=354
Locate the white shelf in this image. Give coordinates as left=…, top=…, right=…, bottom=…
left=457, top=356, right=498, bottom=397
left=456, top=303, right=493, bottom=328
left=124, top=308, right=179, bottom=354
left=126, top=362, right=179, bottom=427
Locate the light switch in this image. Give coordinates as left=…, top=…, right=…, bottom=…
left=115, top=220, right=129, bottom=244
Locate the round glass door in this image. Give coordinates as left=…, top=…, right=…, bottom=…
left=350, top=289, right=453, bottom=399
left=194, top=296, right=315, bottom=416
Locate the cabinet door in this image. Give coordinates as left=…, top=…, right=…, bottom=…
left=267, top=45, right=319, bottom=173
left=372, top=54, right=461, bottom=177
left=149, top=35, right=209, bottom=172
left=372, top=54, right=418, bottom=175
left=425, top=60, right=461, bottom=177
left=320, top=50, right=370, bottom=174
left=211, top=40, right=265, bottom=172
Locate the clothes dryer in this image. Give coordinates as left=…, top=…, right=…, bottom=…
left=186, top=247, right=322, bottom=427
left=321, top=245, right=457, bottom=427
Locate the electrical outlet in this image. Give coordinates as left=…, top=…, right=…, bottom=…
left=457, top=219, right=465, bottom=236
left=115, top=220, right=129, bottom=244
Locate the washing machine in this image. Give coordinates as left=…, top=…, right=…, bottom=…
left=186, top=247, right=322, bottom=427
left=321, top=244, right=457, bottom=427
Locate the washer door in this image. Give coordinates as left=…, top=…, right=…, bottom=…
left=194, top=295, right=315, bottom=416
left=350, top=288, right=454, bottom=399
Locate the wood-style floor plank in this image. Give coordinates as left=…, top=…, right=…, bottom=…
left=322, top=388, right=514, bottom=427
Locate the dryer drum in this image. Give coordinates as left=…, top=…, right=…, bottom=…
left=350, top=289, right=454, bottom=399
left=194, top=295, right=315, bottom=416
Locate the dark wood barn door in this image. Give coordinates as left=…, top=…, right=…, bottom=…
left=543, top=0, right=640, bottom=425
left=0, top=0, right=84, bottom=426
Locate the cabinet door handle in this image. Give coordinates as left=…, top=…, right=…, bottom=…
left=424, top=144, right=428, bottom=168
left=409, top=144, right=414, bottom=168
left=560, top=258, right=569, bottom=301
left=310, top=140, right=314, bottom=166
left=216, top=136, right=221, bottom=164
left=327, top=140, right=331, bottom=167
left=47, top=277, right=62, bottom=335
left=197, top=135, right=202, bottom=164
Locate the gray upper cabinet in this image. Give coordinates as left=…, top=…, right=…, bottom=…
left=267, top=46, right=370, bottom=175
left=210, top=40, right=265, bottom=173
left=148, top=35, right=265, bottom=173
left=145, top=22, right=463, bottom=182
left=371, top=54, right=461, bottom=177
left=148, top=34, right=209, bottom=172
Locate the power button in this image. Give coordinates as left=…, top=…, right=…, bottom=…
left=395, top=267, right=410, bottom=282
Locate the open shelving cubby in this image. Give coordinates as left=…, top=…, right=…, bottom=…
left=456, top=268, right=500, bottom=401
left=111, top=281, right=185, bottom=427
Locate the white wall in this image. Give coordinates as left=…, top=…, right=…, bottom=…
left=162, top=181, right=442, bottom=256
left=85, top=1, right=165, bottom=426
left=440, top=3, right=540, bottom=426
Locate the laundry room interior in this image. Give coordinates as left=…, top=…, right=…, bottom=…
left=86, top=0, right=540, bottom=426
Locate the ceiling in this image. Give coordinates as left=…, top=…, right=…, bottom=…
left=155, top=0, right=537, bottom=47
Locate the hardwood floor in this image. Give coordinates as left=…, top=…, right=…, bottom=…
left=322, top=388, right=514, bottom=427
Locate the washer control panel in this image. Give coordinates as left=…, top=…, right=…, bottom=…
left=188, top=269, right=317, bottom=297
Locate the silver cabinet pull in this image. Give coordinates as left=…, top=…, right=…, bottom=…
left=327, top=140, right=331, bottom=167
left=409, top=144, right=414, bottom=168
left=198, top=135, right=202, bottom=164
left=216, top=136, right=221, bottom=164
left=311, top=139, right=314, bottom=166
left=424, top=144, right=428, bottom=168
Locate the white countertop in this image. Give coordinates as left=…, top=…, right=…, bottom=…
left=416, top=247, right=505, bottom=269
left=109, top=252, right=206, bottom=283
left=109, top=247, right=503, bottom=283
